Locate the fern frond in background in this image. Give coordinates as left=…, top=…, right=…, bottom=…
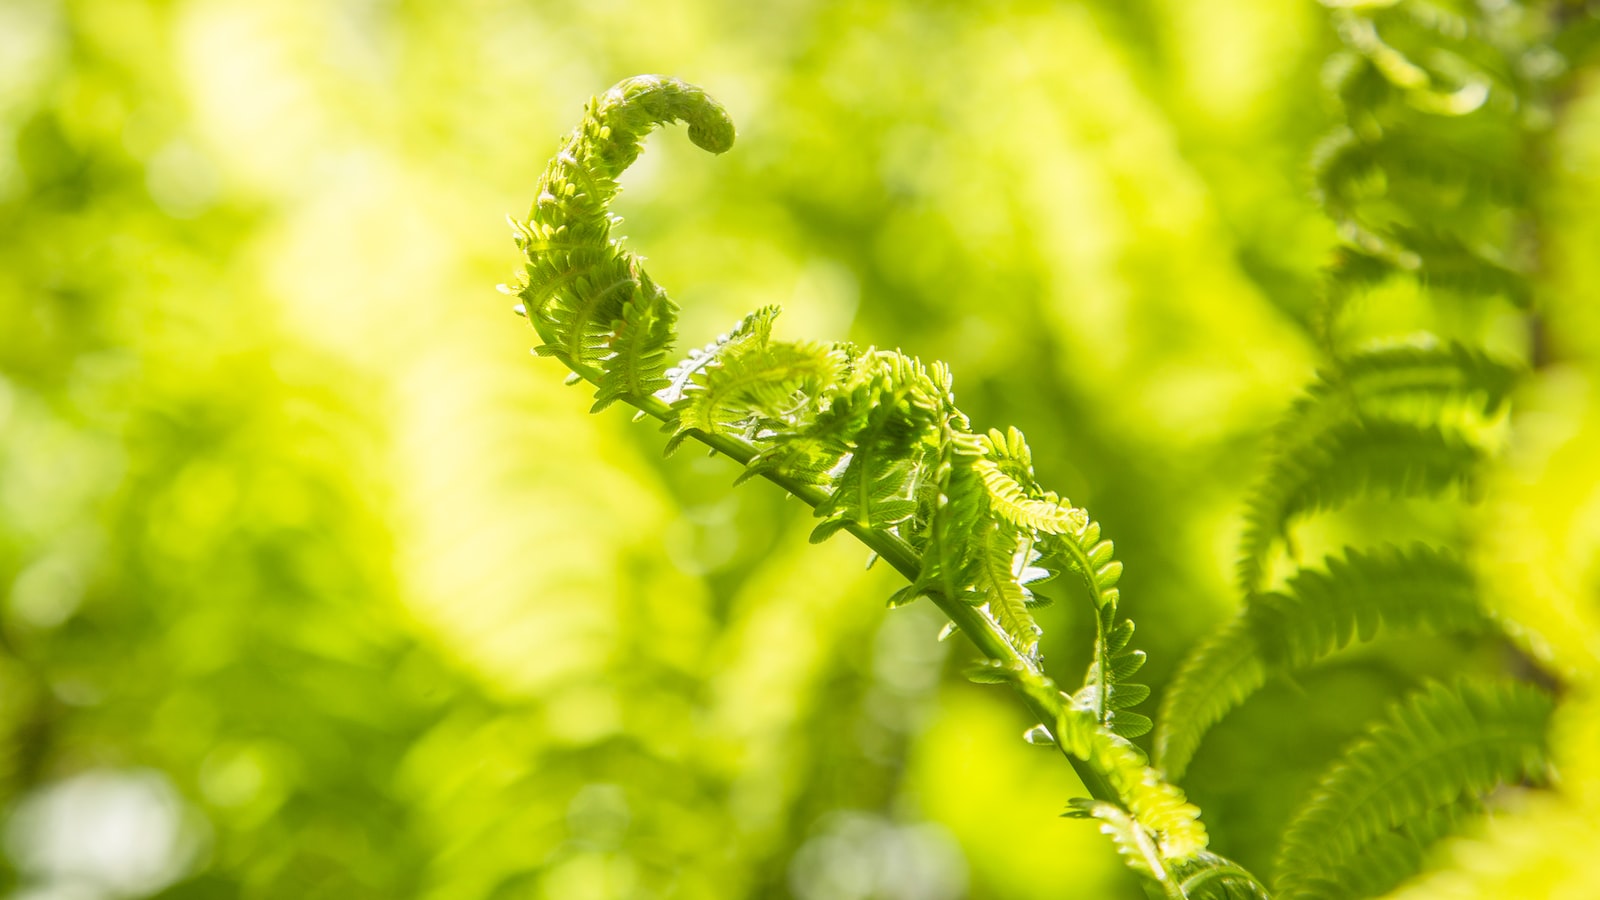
left=1276, top=680, right=1554, bottom=900
left=1158, top=1, right=1599, bottom=896
left=1158, top=545, right=1496, bottom=781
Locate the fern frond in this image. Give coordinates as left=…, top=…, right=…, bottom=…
left=966, top=427, right=1145, bottom=700
left=523, top=247, right=635, bottom=373
left=808, top=453, right=919, bottom=542
left=906, top=426, right=988, bottom=608
left=1331, top=339, right=1519, bottom=420
left=1287, top=795, right=1476, bottom=900
left=1209, top=334, right=1510, bottom=589
left=974, top=427, right=1089, bottom=535
left=1054, top=706, right=1208, bottom=860
left=1066, top=801, right=1271, bottom=900
left=517, top=75, right=734, bottom=382
left=1237, top=420, right=1482, bottom=592
left=806, top=382, right=921, bottom=538
left=974, top=459, right=1089, bottom=535
left=592, top=268, right=677, bottom=412
left=1225, top=338, right=1513, bottom=590
left=658, top=307, right=779, bottom=405
left=1275, top=680, right=1555, bottom=900
left=671, top=335, right=844, bottom=447
left=971, top=520, right=1042, bottom=659
left=1388, top=226, right=1533, bottom=309
left=1328, top=7, right=1508, bottom=119
left=1155, top=613, right=1256, bottom=784
left=1265, top=339, right=1518, bottom=469
left=513, top=74, right=1237, bottom=895
left=1250, top=545, right=1493, bottom=666
left=1314, top=123, right=1523, bottom=220
left=1031, top=508, right=1148, bottom=736
left=808, top=351, right=944, bottom=540
left=1169, top=851, right=1275, bottom=900
left=1310, top=0, right=1535, bottom=351
left=1065, top=799, right=1172, bottom=889
left=738, top=433, right=844, bottom=488
left=1156, top=545, right=1495, bottom=780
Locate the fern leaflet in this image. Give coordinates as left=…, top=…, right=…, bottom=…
left=1157, top=545, right=1496, bottom=780
left=972, top=520, right=1043, bottom=660
left=1169, top=852, right=1275, bottom=900
left=1055, top=705, right=1207, bottom=860
left=971, top=428, right=1150, bottom=733
left=592, top=267, right=676, bottom=412
left=671, top=330, right=844, bottom=449
left=1237, top=420, right=1482, bottom=592
left=1275, top=680, right=1555, bottom=900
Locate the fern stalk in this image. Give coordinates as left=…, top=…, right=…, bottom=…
left=603, top=386, right=1128, bottom=807
left=507, top=75, right=1252, bottom=898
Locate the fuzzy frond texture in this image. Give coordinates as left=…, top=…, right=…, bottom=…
left=510, top=74, right=735, bottom=404
left=508, top=75, right=1228, bottom=893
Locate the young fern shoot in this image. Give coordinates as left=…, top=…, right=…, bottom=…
left=504, top=75, right=1261, bottom=898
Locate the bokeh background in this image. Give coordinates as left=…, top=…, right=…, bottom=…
left=3, top=1, right=1599, bottom=898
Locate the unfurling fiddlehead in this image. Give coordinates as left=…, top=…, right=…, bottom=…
left=506, top=75, right=1254, bottom=897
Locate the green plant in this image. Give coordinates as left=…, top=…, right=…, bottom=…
left=507, top=73, right=1250, bottom=898
left=1157, top=2, right=1590, bottom=897
left=505, top=2, right=1599, bottom=893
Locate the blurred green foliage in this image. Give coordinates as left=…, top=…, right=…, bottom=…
left=2, top=1, right=1598, bottom=898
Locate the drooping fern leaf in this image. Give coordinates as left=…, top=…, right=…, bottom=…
left=1153, top=2, right=1572, bottom=896
left=1247, top=546, right=1494, bottom=668
left=1313, top=123, right=1524, bottom=222
left=1275, top=680, right=1555, bottom=900
left=1237, top=419, right=1483, bottom=592
left=1309, top=0, right=1540, bottom=349
left=1235, top=339, right=1515, bottom=590
left=1327, top=340, right=1518, bottom=422
left=1286, top=795, right=1477, bottom=900
left=1156, top=545, right=1496, bottom=780
left=1384, top=226, right=1533, bottom=309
